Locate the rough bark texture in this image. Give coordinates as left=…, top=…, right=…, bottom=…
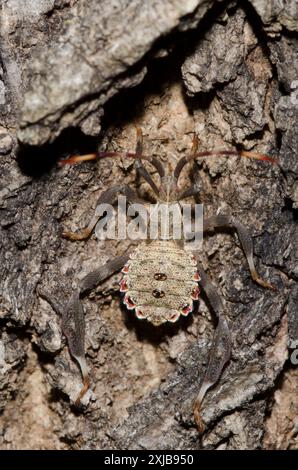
left=0, top=0, right=297, bottom=450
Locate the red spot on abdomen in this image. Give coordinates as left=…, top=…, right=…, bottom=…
left=191, top=286, right=200, bottom=300
left=124, top=294, right=135, bottom=310
left=120, top=279, right=128, bottom=292
left=122, top=264, right=130, bottom=273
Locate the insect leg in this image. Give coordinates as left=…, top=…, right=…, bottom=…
left=38, top=255, right=130, bottom=406
left=63, top=184, right=145, bottom=241
left=193, top=264, right=231, bottom=433
left=177, top=178, right=201, bottom=201
left=38, top=285, right=88, bottom=400
left=177, top=136, right=202, bottom=200
left=204, top=215, right=275, bottom=290
left=63, top=291, right=89, bottom=406
left=64, top=253, right=130, bottom=406
left=134, top=127, right=160, bottom=196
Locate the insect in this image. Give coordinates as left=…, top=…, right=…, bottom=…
left=41, top=128, right=277, bottom=433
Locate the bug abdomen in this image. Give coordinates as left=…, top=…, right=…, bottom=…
left=120, top=241, right=200, bottom=325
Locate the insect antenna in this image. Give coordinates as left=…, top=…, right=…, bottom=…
left=174, top=149, right=278, bottom=181
left=59, top=149, right=165, bottom=178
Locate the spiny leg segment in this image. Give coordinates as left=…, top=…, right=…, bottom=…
left=41, top=254, right=130, bottom=406
left=193, top=264, right=231, bottom=433
left=70, top=253, right=131, bottom=406
left=203, top=215, right=275, bottom=290
left=63, top=184, right=146, bottom=241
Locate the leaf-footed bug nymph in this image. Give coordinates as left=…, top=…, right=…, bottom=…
left=41, top=128, right=278, bottom=433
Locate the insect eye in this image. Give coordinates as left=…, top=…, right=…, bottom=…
left=154, top=273, right=167, bottom=281
left=152, top=289, right=165, bottom=298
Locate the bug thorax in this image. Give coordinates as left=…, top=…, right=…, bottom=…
left=159, top=175, right=179, bottom=202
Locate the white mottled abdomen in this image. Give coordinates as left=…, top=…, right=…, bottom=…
left=120, top=240, right=200, bottom=326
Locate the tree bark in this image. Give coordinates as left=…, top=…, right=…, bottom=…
left=0, top=0, right=297, bottom=450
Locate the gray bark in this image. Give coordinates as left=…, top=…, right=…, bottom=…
left=0, top=0, right=297, bottom=450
